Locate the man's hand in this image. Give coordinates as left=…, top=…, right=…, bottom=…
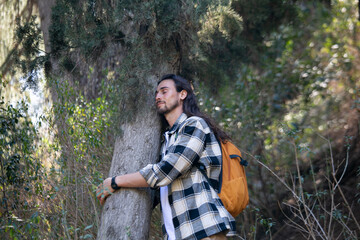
left=96, top=177, right=115, bottom=205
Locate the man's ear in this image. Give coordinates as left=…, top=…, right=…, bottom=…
left=180, top=90, right=187, bottom=100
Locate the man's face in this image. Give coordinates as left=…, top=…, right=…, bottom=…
left=155, top=79, right=182, bottom=115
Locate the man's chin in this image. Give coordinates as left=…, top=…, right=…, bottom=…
left=157, top=108, right=168, bottom=115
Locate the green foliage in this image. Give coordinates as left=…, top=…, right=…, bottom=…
left=231, top=0, right=297, bottom=41
left=52, top=78, right=114, bottom=171
left=0, top=89, right=48, bottom=239
left=13, top=15, right=47, bottom=91
left=47, top=0, right=216, bottom=123
left=44, top=76, right=116, bottom=238
left=48, top=0, right=211, bottom=58
left=198, top=1, right=360, bottom=238
left=0, top=97, right=39, bottom=200
left=200, top=0, right=357, bottom=155
left=251, top=207, right=275, bottom=238
left=190, top=0, right=298, bottom=90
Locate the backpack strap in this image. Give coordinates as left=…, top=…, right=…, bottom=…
left=229, top=154, right=249, bottom=166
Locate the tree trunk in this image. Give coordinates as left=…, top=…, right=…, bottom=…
left=36, top=0, right=55, bottom=54
left=97, top=92, right=161, bottom=239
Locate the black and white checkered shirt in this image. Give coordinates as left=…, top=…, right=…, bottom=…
left=140, top=113, right=237, bottom=239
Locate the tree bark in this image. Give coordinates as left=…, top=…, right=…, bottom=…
left=36, top=0, right=55, bottom=54
left=97, top=91, right=161, bottom=239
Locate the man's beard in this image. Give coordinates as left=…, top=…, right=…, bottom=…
left=157, top=100, right=179, bottom=115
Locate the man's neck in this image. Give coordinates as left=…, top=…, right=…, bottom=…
left=165, top=108, right=184, bottom=128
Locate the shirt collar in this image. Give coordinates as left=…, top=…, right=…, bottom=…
left=168, top=113, right=188, bottom=135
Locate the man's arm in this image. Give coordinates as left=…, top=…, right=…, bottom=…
left=97, top=118, right=208, bottom=204
left=140, top=117, right=208, bottom=188
left=97, top=172, right=149, bottom=205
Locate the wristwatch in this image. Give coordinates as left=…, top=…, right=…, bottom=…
left=111, top=176, right=121, bottom=190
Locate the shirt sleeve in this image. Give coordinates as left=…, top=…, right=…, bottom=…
left=139, top=117, right=208, bottom=188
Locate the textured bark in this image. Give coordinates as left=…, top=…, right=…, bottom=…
left=94, top=62, right=178, bottom=239
left=36, top=0, right=55, bottom=53
left=94, top=54, right=178, bottom=238
left=97, top=91, right=161, bottom=239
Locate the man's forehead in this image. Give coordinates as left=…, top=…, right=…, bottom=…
left=157, top=79, right=175, bottom=90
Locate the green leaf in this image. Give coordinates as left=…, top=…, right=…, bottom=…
left=81, top=234, right=93, bottom=239
left=84, top=224, right=93, bottom=231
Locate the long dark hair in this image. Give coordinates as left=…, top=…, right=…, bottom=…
left=159, top=74, right=230, bottom=143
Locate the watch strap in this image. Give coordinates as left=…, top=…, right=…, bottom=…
left=111, top=176, right=121, bottom=190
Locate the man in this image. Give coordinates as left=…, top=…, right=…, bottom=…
left=97, top=74, right=236, bottom=239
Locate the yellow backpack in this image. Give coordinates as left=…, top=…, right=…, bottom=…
left=218, top=140, right=249, bottom=217
left=197, top=140, right=249, bottom=217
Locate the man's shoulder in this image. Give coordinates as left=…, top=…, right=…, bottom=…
left=182, top=116, right=210, bottom=131
left=187, top=115, right=202, bottom=122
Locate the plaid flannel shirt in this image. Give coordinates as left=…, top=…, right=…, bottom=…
left=140, top=113, right=237, bottom=239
